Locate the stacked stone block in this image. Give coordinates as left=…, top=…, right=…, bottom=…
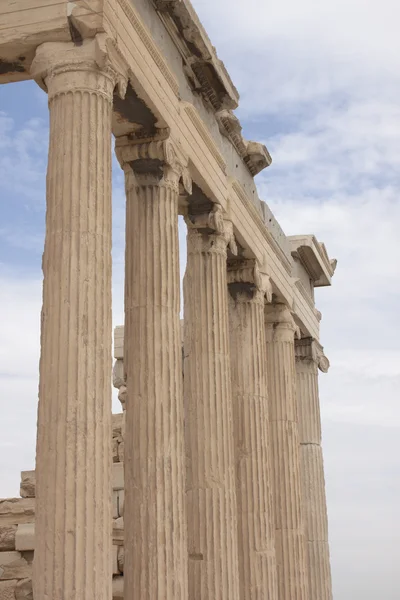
left=0, top=414, right=126, bottom=600
left=0, top=495, right=34, bottom=599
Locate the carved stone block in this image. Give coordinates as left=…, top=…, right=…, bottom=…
left=112, top=576, right=124, bottom=599
left=0, top=554, right=31, bottom=581
left=0, top=527, right=16, bottom=552
left=15, top=524, right=34, bottom=552
left=0, top=579, right=18, bottom=600
left=19, top=473, right=35, bottom=499
left=0, top=500, right=35, bottom=527
left=112, top=463, right=124, bottom=491
left=112, top=438, right=119, bottom=464
left=112, top=544, right=119, bottom=575
left=14, top=579, right=33, bottom=600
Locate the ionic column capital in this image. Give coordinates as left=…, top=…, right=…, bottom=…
left=265, top=303, right=301, bottom=341
left=185, top=204, right=238, bottom=256
left=115, top=135, right=192, bottom=194
left=31, top=35, right=128, bottom=101
left=295, top=337, right=330, bottom=373
left=227, top=258, right=273, bottom=305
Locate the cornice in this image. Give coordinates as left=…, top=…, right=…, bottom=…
left=153, top=0, right=239, bottom=111
left=289, top=234, right=337, bottom=287
left=117, top=0, right=180, bottom=97
left=217, top=110, right=272, bottom=176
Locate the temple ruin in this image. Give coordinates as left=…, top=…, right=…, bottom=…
left=0, top=1, right=336, bottom=599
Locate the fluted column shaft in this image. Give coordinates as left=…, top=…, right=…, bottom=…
left=117, top=139, right=189, bottom=600
left=265, top=304, right=309, bottom=600
left=31, top=39, right=122, bottom=600
left=184, top=216, right=240, bottom=600
left=228, top=268, right=278, bottom=600
left=295, top=338, right=333, bottom=600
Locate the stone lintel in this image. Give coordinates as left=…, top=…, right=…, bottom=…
left=289, top=235, right=337, bottom=287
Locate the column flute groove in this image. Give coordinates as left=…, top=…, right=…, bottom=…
left=295, top=338, right=333, bottom=600
left=116, top=137, right=191, bottom=600
left=228, top=260, right=278, bottom=600
left=184, top=207, right=240, bottom=600
left=31, top=37, right=126, bottom=600
left=265, top=304, right=309, bottom=600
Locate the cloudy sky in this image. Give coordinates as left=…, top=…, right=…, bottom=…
left=1, top=0, right=399, bottom=598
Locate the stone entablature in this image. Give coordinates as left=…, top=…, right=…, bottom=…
left=0, top=2, right=336, bottom=599
left=0, top=0, right=335, bottom=336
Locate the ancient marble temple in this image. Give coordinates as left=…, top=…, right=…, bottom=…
left=0, top=1, right=336, bottom=599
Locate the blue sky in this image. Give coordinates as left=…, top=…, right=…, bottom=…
left=1, top=1, right=400, bottom=598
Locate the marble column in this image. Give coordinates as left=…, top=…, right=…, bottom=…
left=228, top=260, right=278, bottom=600
left=184, top=207, right=240, bottom=600
left=265, top=304, right=309, bottom=600
left=30, top=38, right=126, bottom=600
left=115, top=137, right=191, bottom=600
left=295, top=337, right=333, bottom=600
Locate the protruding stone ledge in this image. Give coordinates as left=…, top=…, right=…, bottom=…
left=15, top=524, right=34, bottom=553
left=289, top=235, right=337, bottom=288
left=217, top=110, right=272, bottom=176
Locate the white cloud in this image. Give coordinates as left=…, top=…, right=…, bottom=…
left=1, top=2, right=399, bottom=598
left=191, top=1, right=400, bottom=597
left=0, top=274, right=41, bottom=495
left=0, top=112, right=48, bottom=208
